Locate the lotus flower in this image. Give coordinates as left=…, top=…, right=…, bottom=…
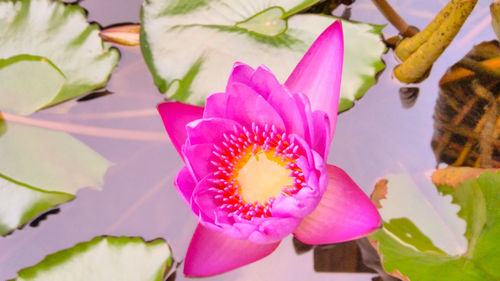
left=158, top=21, right=381, bottom=277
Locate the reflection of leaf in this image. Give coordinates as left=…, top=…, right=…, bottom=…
left=370, top=172, right=500, bottom=281
left=0, top=0, right=119, bottom=115
left=10, top=236, right=173, bottom=281
left=0, top=175, right=73, bottom=236
left=0, top=123, right=112, bottom=235
left=140, top=0, right=385, bottom=112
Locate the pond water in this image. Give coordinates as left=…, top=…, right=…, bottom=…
left=0, top=0, right=495, bottom=280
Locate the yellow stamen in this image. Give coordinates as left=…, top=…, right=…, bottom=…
left=235, top=150, right=293, bottom=203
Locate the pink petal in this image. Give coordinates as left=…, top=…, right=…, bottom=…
left=185, top=117, right=241, bottom=146
left=157, top=102, right=204, bottom=154
left=285, top=21, right=343, bottom=138
left=203, top=93, right=228, bottom=119
left=184, top=224, right=280, bottom=277
left=310, top=110, right=330, bottom=158
left=225, top=82, right=285, bottom=130
left=249, top=65, right=281, bottom=100
left=266, top=85, right=307, bottom=139
left=175, top=166, right=198, bottom=210
left=226, top=62, right=255, bottom=91
left=191, top=175, right=221, bottom=222
left=183, top=143, right=215, bottom=181
left=293, top=165, right=381, bottom=245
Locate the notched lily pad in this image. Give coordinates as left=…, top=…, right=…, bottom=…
left=0, top=0, right=119, bottom=115
left=140, top=0, right=385, bottom=112
left=370, top=172, right=500, bottom=281
left=9, top=236, right=173, bottom=281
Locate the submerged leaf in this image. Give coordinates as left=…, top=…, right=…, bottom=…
left=0, top=0, right=119, bottom=115
left=140, top=0, right=385, bottom=112
left=10, top=236, right=173, bottom=281
left=0, top=122, right=111, bottom=235
left=370, top=172, right=500, bottom=281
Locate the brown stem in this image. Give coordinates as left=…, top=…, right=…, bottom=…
left=371, top=0, right=418, bottom=37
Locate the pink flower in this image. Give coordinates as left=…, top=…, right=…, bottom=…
left=158, top=21, right=381, bottom=277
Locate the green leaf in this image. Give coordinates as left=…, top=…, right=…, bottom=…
left=0, top=0, right=119, bottom=115
left=140, top=0, right=385, bottom=112
left=0, top=55, right=66, bottom=115
left=0, top=121, right=112, bottom=235
left=0, top=123, right=111, bottom=194
left=10, top=236, right=173, bottom=281
left=0, top=175, right=73, bottom=236
left=370, top=172, right=500, bottom=281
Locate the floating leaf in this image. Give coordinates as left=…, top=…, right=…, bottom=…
left=0, top=175, right=73, bottom=236
left=0, top=0, right=119, bottom=115
left=0, top=123, right=111, bottom=193
left=0, top=121, right=112, bottom=235
left=370, top=172, right=500, bottom=281
left=0, top=55, right=66, bottom=115
left=10, top=236, right=173, bottom=281
left=140, top=0, right=385, bottom=112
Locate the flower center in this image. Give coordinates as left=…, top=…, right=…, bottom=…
left=236, top=150, right=293, bottom=203
left=209, top=123, right=305, bottom=220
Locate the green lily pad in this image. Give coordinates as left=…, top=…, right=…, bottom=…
left=10, top=236, right=173, bottom=281
left=0, top=0, right=119, bottom=115
left=0, top=55, right=66, bottom=115
left=370, top=172, right=500, bottom=281
left=0, top=123, right=111, bottom=193
left=140, top=0, right=385, bottom=112
left=0, top=175, right=73, bottom=236
left=0, top=121, right=112, bottom=235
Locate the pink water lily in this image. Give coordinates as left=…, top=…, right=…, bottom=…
left=158, top=21, right=381, bottom=277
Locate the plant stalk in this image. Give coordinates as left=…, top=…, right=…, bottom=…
left=371, top=0, right=418, bottom=37
left=394, top=0, right=478, bottom=83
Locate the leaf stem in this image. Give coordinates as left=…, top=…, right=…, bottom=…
left=371, top=0, right=418, bottom=37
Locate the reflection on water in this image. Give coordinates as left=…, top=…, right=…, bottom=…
left=433, top=41, right=500, bottom=168
left=0, top=0, right=496, bottom=280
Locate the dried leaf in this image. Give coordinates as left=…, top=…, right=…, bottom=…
left=432, top=167, right=500, bottom=188
left=371, top=179, right=388, bottom=209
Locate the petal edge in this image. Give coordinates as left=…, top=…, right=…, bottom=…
left=285, top=20, right=343, bottom=138
left=184, top=224, right=280, bottom=277
left=157, top=102, right=204, bottom=155
left=293, top=165, right=381, bottom=245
